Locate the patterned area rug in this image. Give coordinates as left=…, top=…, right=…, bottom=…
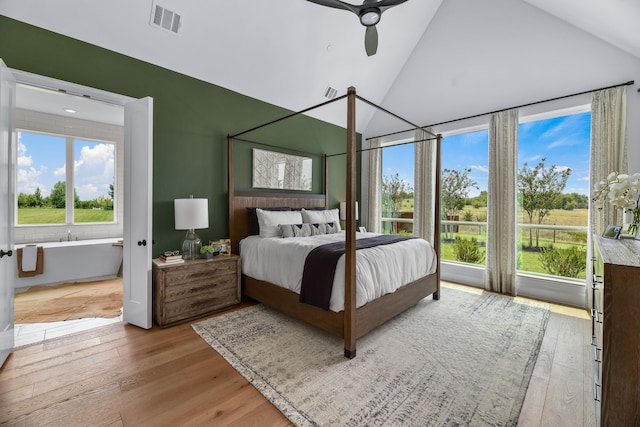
left=192, top=285, right=549, bottom=426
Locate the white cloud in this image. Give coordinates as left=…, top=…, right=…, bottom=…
left=18, top=155, right=33, bottom=167
left=77, top=183, right=99, bottom=197
left=74, top=143, right=115, bottom=200
left=54, top=165, right=66, bottom=177
left=17, top=167, right=49, bottom=196
left=547, top=137, right=582, bottom=150
left=471, top=165, right=488, bottom=173
left=17, top=142, right=33, bottom=167
left=522, top=154, right=541, bottom=163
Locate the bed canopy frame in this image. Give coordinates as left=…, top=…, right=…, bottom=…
left=227, top=86, right=442, bottom=358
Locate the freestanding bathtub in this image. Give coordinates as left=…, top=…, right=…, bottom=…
left=14, top=238, right=123, bottom=290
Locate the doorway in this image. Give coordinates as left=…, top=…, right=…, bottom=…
left=1, top=65, right=153, bottom=364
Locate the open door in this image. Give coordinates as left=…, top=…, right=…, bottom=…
left=123, top=97, right=153, bottom=329
left=0, top=60, right=16, bottom=367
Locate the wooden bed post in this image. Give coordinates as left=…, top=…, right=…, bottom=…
left=433, top=134, right=442, bottom=300
left=324, top=154, right=328, bottom=208
left=227, top=135, right=237, bottom=255
left=344, top=87, right=357, bottom=358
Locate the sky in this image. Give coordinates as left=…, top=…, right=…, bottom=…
left=17, top=131, right=115, bottom=201
left=382, top=111, right=591, bottom=198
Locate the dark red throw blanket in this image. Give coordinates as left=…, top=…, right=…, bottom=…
left=299, top=235, right=415, bottom=310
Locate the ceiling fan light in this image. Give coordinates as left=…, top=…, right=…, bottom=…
left=359, top=9, right=380, bottom=26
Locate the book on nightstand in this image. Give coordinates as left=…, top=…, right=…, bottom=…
left=157, top=257, right=184, bottom=265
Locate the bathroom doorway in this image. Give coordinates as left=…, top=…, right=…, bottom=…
left=4, top=67, right=153, bottom=351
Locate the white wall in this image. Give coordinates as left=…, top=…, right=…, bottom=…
left=365, top=0, right=640, bottom=172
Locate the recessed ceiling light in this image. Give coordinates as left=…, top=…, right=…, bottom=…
left=64, top=108, right=77, bottom=114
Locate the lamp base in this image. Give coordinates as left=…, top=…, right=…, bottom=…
left=181, top=229, right=202, bottom=260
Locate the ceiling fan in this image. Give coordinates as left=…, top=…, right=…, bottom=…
left=306, top=0, right=409, bottom=56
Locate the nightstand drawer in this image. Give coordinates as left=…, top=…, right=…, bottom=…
left=163, top=272, right=238, bottom=302
left=163, top=284, right=239, bottom=324
left=153, top=255, right=241, bottom=327
left=163, top=259, right=238, bottom=285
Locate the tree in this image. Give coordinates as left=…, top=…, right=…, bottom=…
left=518, top=158, right=571, bottom=248
left=382, top=173, right=412, bottom=234
left=33, top=187, right=43, bottom=207
left=49, top=181, right=66, bottom=208
left=441, top=168, right=478, bottom=240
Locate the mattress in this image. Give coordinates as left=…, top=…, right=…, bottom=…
left=240, top=231, right=437, bottom=312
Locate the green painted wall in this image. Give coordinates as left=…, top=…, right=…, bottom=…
left=0, top=16, right=361, bottom=256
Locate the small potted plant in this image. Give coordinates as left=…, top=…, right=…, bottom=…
left=200, top=245, right=218, bottom=259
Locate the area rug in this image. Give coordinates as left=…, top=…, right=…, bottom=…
left=14, top=279, right=123, bottom=323
left=192, top=285, right=549, bottom=426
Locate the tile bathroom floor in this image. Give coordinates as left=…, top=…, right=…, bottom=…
left=14, top=314, right=123, bottom=348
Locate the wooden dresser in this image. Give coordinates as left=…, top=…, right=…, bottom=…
left=592, top=235, right=640, bottom=427
left=152, top=255, right=241, bottom=327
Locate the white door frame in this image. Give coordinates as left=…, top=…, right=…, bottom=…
left=8, top=68, right=154, bottom=331
left=123, top=97, right=153, bottom=329
left=0, top=60, right=17, bottom=368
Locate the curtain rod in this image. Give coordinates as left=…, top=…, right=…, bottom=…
left=229, top=94, right=348, bottom=139
left=325, top=135, right=439, bottom=158
left=367, top=80, right=635, bottom=141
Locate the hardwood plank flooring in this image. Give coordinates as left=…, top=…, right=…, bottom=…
left=1, top=291, right=596, bottom=426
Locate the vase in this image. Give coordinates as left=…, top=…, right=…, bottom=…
left=626, top=206, right=640, bottom=236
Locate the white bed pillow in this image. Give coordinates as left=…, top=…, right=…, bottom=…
left=301, top=208, right=341, bottom=230
left=257, top=209, right=303, bottom=238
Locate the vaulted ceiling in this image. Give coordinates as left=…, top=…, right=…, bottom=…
left=2, top=0, right=639, bottom=134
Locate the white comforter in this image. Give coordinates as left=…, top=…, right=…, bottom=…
left=240, top=232, right=437, bottom=312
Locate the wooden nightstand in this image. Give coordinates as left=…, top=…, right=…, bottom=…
left=152, top=255, right=241, bottom=327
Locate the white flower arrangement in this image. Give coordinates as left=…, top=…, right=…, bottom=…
left=592, top=172, right=640, bottom=234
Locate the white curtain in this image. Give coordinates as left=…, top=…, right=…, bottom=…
left=590, top=87, right=627, bottom=235
left=587, top=86, right=627, bottom=308
left=413, top=128, right=436, bottom=243
left=367, top=138, right=382, bottom=233
left=485, top=109, right=519, bottom=295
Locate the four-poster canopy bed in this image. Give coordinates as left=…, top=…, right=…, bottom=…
left=227, top=87, right=442, bottom=358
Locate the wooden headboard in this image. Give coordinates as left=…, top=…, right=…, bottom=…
left=228, top=191, right=327, bottom=254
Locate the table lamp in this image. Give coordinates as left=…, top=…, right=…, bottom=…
left=339, top=201, right=359, bottom=221
left=174, top=196, right=209, bottom=259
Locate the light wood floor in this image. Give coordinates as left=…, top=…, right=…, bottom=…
left=0, top=288, right=596, bottom=426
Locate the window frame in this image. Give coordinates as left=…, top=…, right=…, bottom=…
left=14, top=107, right=124, bottom=244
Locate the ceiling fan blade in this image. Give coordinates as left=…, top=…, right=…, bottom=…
left=375, top=0, right=409, bottom=6
left=364, top=25, right=378, bottom=56
left=376, top=0, right=409, bottom=13
left=305, top=0, right=359, bottom=14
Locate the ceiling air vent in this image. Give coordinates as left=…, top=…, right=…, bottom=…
left=151, top=3, right=181, bottom=34
left=323, top=85, right=338, bottom=100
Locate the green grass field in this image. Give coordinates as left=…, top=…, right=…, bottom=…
left=18, top=208, right=114, bottom=224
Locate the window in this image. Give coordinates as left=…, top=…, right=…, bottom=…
left=440, top=129, right=489, bottom=267
left=17, top=131, right=116, bottom=225
left=517, top=110, right=590, bottom=280
left=17, top=132, right=66, bottom=224
left=73, top=139, right=115, bottom=223
left=381, top=141, right=414, bottom=235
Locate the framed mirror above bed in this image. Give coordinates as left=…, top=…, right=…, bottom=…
left=252, top=148, right=312, bottom=191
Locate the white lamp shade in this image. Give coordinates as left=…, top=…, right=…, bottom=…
left=174, top=198, right=209, bottom=230
left=339, top=201, right=359, bottom=221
